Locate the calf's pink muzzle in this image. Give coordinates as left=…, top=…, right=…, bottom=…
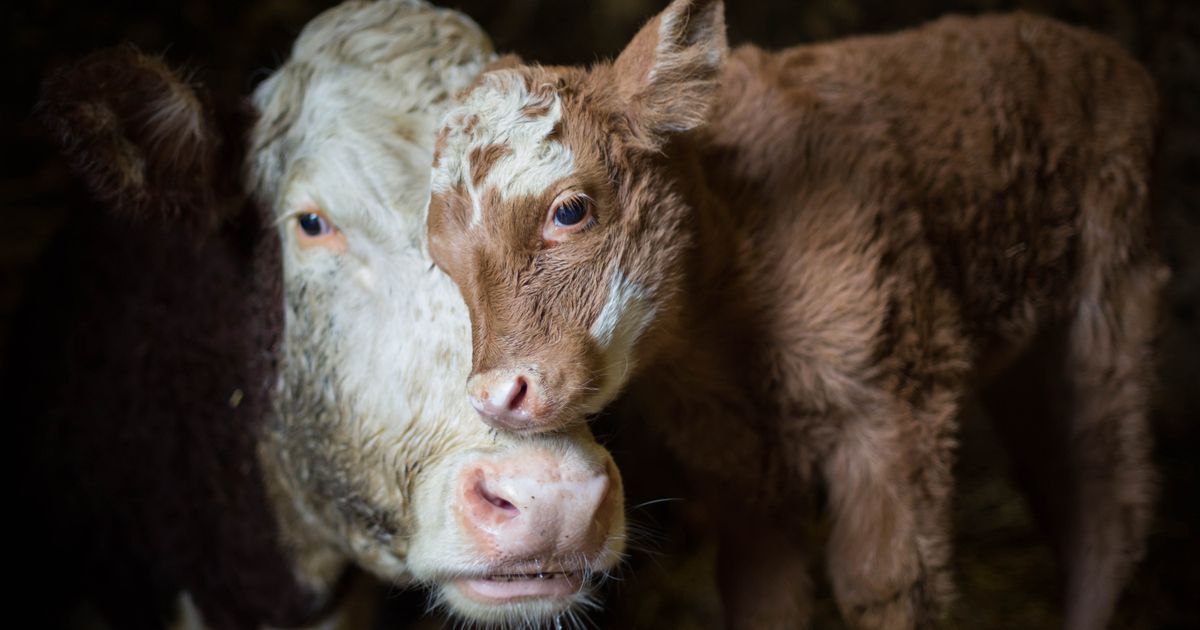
left=468, top=367, right=550, bottom=431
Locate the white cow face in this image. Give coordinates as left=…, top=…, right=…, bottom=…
left=247, top=1, right=625, bottom=624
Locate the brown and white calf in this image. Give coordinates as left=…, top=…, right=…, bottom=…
left=14, top=1, right=623, bottom=627
left=427, top=1, right=1164, bottom=627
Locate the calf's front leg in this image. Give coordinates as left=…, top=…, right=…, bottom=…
left=822, top=403, right=955, bottom=630
left=717, top=513, right=812, bottom=629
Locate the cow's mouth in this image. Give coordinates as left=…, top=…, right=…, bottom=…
left=454, top=571, right=583, bottom=603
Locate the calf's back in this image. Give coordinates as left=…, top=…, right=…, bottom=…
left=704, top=12, right=1158, bottom=359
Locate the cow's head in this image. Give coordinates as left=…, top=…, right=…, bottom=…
left=249, top=1, right=626, bottom=623
left=428, top=0, right=727, bottom=432
left=41, top=0, right=626, bottom=625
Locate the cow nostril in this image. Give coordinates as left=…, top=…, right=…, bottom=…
left=477, top=481, right=519, bottom=515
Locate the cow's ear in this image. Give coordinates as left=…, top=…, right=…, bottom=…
left=38, top=46, right=240, bottom=228
left=612, top=0, right=726, bottom=146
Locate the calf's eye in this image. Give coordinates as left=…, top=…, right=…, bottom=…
left=543, top=193, right=595, bottom=246
left=553, top=198, right=588, bottom=227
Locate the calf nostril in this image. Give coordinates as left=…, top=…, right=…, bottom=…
left=507, top=376, right=528, bottom=411
left=477, top=481, right=519, bottom=515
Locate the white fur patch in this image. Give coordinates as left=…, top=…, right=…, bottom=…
left=249, top=0, right=496, bottom=213
left=588, top=269, right=656, bottom=407
left=247, top=0, right=497, bottom=594
left=432, top=70, right=575, bottom=226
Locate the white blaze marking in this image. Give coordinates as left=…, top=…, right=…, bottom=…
left=588, top=269, right=656, bottom=406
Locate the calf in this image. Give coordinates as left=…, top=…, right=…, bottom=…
left=12, top=1, right=623, bottom=627
left=427, top=1, right=1164, bottom=628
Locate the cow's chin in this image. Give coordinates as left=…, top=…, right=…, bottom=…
left=414, top=534, right=626, bottom=624
left=432, top=566, right=604, bottom=624
left=342, top=525, right=621, bottom=625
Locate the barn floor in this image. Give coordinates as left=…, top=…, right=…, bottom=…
left=3, top=0, right=1197, bottom=628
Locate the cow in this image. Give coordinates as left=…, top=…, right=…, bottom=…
left=425, top=0, right=1165, bottom=628
left=10, top=1, right=624, bottom=627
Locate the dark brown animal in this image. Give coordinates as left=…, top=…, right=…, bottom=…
left=426, top=1, right=1165, bottom=627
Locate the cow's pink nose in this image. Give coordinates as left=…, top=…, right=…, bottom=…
left=468, top=369, right=541, bottom=430
left=458, top=452, right=615, bottom=562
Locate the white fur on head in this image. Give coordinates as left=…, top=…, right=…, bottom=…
left=432, top=69, right=576, bottom=227
left=251, top=0, right=494, bottom=212
left=248, top=0, right=495, bottom=587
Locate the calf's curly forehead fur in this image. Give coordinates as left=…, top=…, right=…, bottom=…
left=432, top=70, right=574, bottom=220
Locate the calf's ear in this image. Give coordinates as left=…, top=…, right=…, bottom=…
left=38, top=47, right=240, bottom=228
left=612, top=0, right=726, bottom=144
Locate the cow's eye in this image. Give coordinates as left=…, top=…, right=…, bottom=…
left=298, top=212, right=332, bottom=237
left=553, top=198, right=588, bottom=227
left=294, top=209, right=346, bottom=252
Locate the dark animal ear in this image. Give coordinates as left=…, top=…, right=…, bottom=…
left=38, top=47, right=238, bottom=228
left=612, top=0, right=726, bottom=145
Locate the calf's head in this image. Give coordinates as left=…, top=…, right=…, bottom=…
left=43, top=0, right=626, bottom=624
left=428, top=0, right=727, bottom=432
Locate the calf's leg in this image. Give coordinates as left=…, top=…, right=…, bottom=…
left=1058, top=260, right=1163, bottom=630
left=983, top=261, right=1163, bottom=629
left=822, top=399, right=957, bottom=630
left=717, top=514, right=812, bottom=629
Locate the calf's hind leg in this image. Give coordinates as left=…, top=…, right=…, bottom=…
left=1058, top=261, right=1163, bottom=630
left=984, top=260, right=1164, bottom=629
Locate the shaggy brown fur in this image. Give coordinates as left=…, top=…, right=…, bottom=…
left=428, top=1, right=1165, bottom=628
left=37, top=47, right=244, bottom=231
